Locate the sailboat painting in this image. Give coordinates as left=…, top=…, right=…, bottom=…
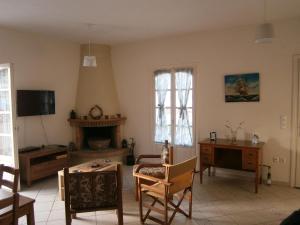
left=225, top=73, right=260, bottom=102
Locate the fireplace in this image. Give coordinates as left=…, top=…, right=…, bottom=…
left=69, top=117, right=126, bottom=151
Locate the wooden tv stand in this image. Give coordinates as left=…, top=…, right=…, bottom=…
left=199, top=139, right=264, bottom=193
left=19, top=146, right=69, bottom=186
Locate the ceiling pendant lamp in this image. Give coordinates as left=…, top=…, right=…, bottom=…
left=255, top=0, right=274, bottom=44
left=83, top=24, right=97, bottom=67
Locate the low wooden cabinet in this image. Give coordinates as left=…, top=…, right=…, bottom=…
left=199, top=139, right=264, bottom=193
left=19, top=146, right=69, bottom=186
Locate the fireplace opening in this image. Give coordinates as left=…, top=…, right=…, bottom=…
left=83, top=126, right=117, bottom=149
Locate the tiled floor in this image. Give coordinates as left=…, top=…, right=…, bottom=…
left=19, top=166, right=300, bottom=225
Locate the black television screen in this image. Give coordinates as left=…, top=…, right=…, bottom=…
left=17, top=90, right=55, bottom=116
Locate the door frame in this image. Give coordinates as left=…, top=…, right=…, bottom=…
left=0, top=63, right=19, bottom=168
left=290, top=54, right=300, bottom=187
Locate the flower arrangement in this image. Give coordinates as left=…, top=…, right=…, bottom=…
left=225, top=121, right=244, bottom=142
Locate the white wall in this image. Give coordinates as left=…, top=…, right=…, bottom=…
left=111, top=19, right=300, bottom=183
left=76, top=44, right=120, bottom=116
left=0, top=27, right=80, bottom=148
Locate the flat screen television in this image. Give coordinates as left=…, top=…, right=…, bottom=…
left=17, top=90, right=55, bottom=117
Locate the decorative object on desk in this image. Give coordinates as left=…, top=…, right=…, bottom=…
left=127, top=137, right=135, bottom=165
left=116, top=113, right=121, bottom=118
left=225, top=73, right=260, bottom=102
left=70, top=110, right=77, bottom=119
left=89, top=105, right=103, bottom=119
left=161, top=140, right=169, bottom=164
left=83, top=115, right=88, bottom=120
left=252, top=133, right=259, bottom=144
left=121, top=139, right=128, bottom=148
left=105, top=115, right=109, bottom=119
left=225, top=121, right=244, bottom=143
left=210, top=132, right=217, bottom=141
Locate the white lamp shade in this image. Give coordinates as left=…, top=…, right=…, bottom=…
left=83, top=56, right=97, bottom=67
left=255, top=23, right=274, bottom=44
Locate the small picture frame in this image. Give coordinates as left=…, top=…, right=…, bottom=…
left=210, top=132, right=217, bottom=141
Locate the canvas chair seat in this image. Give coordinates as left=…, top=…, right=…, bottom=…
left=133, top=165, right=165, bottom=179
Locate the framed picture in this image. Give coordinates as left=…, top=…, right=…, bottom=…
left=225, top=73, right=260, bottom=102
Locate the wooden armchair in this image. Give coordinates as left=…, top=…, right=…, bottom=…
left=64, top=164, right=123, bottom=225
left=0, top=164, right=20, bottom=225
left=134, top=157, right=197, bottom=225
left=0, top=192, right=19, bottom=225
left=0, top=164, right=19, bottom=193
left=133, top=145, right=174, bottom=201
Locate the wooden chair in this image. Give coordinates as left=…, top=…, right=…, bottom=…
left=0, top=164, right=19, bottom=193
left=134, top=157, right=197, bottom=225
left=133, top=145, right=174, bottom=201
left=0, top=192, right=19, bottom=225
left=64, top=164, right=123, bottom=225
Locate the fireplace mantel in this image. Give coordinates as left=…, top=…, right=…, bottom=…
left=68, top=117, right=126, bottom=127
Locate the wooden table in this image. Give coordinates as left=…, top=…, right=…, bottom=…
left=0, top=189, right=35, bottom=225
left=199, top=139, right=264, bottom=193
left=57, top=159, right=121, bottom=200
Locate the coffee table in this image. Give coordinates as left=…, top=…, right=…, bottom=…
left=57, top=159, right=121, bottom=201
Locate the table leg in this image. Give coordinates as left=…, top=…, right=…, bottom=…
left=27, top=203, right=35, bottom=225
left=255, top=169, right=259, bottom=194
left=200, top=164, right=203, bottom=184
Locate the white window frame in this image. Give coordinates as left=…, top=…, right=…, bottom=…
left=153, top=67, right=195, bottom=148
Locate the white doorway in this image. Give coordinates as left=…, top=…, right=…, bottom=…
left=291, top=55, right=300, bottom=187
left=0, top=64, right=18, bottom=167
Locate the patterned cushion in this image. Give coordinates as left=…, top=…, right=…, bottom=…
left=68, top=172, right=117, bottom=210
left=133, top=165, right=165, bottom=179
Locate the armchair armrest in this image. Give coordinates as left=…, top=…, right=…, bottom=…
left=135, top=154, right=161, bottom=164
left=134, top=172, right=172, bottom=186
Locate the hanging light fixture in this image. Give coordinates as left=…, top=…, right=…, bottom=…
left=83, top=24, right=97, bottom=67
left=255, top=0, right=274, bottom=44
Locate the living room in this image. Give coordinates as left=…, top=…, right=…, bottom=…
left=0, top=1, right=300, bottom=225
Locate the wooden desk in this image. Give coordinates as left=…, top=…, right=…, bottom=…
left=57, top=159, right=120, bottom=200
left=0, top=189, right=35, bottom=225
left=199, top=139, right=264, bottom=193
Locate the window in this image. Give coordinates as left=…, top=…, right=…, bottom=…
left=154, top=68, right=194, bottom=146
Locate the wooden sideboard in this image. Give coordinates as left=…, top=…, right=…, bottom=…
left=199, top=139, right=264, bottom=193
left=19, top=146, right=69, bottom=186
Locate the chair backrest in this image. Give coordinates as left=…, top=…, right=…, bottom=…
left=165, top=157, right=197, bottom=193
left=0, top=164, right=19, bottom=193
left=0, top=192, right=19, bottom=225
left=168, top=146, right=174, bottom=165
left=64, top=164, right=122, bottom=211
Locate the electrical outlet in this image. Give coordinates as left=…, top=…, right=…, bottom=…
left=279, top=157, right=284, bottom=163
left=273, top=157, right=279, bottom=163
left=280, top=115, right=288, bottom=129
left=279, top=157, right=287, bottom=164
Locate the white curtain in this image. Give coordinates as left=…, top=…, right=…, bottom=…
left=154, top=70, right=171, bottom=143
left=175, top=69, right=193, bottom=146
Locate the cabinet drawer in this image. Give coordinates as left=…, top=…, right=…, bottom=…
left=201, top=153, right=212, bottom=165
left=31, top=158, right=67, bottom=180
left=243, top=149, right=257, bottom=171
left=200, top=145, right=212, bottom=154
left=244, top=161, right=256, bottom=171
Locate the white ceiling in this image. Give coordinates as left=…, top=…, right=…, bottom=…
left=0, top=0, right=299, bottom=44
